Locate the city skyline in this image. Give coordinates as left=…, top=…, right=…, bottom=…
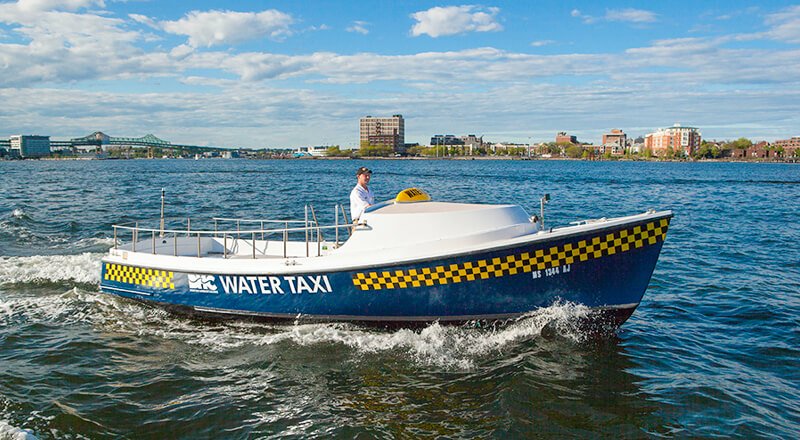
left=1, top=0, right=799, bottom=148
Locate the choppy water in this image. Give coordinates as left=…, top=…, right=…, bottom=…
left=0, top=159, right=798, bottom=439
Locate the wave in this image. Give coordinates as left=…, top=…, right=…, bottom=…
left=0, top=220, right=113, bottom=249
left=0, top=283, right=592, bottom=370
left=268, top=303, right=591, bottom=368
left=0, top=420, right=37, bottom=440
left=0, top=253, right=102, bottom=285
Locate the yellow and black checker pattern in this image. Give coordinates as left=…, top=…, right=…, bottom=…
left=352, top=218, right=670, bottom=291
left=104, top=263, right=175, bottom=290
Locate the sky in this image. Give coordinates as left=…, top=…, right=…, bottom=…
left=1, top=0, right=799, bottom=148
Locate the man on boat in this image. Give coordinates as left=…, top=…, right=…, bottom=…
left=350, top=166, right=374, bottom=221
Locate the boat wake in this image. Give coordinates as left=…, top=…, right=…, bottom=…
left=0, top=419, right=37, bottom=440
left=1, top=283, right=593, bottom=370
left=272, top=303, right=592, bottom=368
left=0, top=253, right=102, bottom=287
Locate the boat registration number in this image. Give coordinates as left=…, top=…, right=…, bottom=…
left=532, top=264, right=571, bottom=279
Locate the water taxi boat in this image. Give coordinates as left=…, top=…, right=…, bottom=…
left=99, top=189, right=672, bottom=328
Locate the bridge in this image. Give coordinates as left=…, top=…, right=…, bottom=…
left=70, top=132, right=182, bottom=148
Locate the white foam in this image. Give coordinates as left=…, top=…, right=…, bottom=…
left=74, top=237, right=115, bottom=248
left=273, top=302, right=591, bottom=368
left=0, top=420, right=37, bottom=440
left=105, top=301, right=593, bottom=369
left=0, top=253, right=102, bottom=285
left=0, top=288, right=80, bottom=324
left=10, top=209, right=25, bottom=219
left=0, top=279, right=593, bottom=370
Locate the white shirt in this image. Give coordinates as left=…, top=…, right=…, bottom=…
left=350, top=183, right=374, bottom=221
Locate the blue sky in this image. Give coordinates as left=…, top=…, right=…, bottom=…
left=1, top=0, right=799, bottom=148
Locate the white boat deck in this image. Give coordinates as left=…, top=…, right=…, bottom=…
left=104, top=195, right=671, bottom=275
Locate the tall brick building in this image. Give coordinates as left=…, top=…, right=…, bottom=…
left=360, top=115, right=405, bottom=153
left=602, top=129, right=628, bottom=155
left=644, top=123, right=701, bottom=156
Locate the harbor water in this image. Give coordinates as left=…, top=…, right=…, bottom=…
left=0, top=159, right=798, bottom=438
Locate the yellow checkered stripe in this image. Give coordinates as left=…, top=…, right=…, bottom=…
left=104, top=263, right=175, bottom=289
left=352, top=218, right=669, bottom=291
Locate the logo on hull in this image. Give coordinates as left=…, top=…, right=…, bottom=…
left=188, top=274, right=218, bottom=293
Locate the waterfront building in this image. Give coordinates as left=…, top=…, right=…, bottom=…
left=460, top=134, right=484, bottom=155
left=729, top=147, right=783, bottom=159
left=429, top=134, right=484, bottom=155
left=293, top=146, right=328, bottom=157
left=556, top=132, right=578, bottom=144
left=490, top=142, right=528, bottom=155
left=644, top=123, right=701, bottom=157
left=773, top=136, right=800, bottom=157
left=360, top=115, right=405, bottom=153
left=10, top=135, right=50, bottom=158
left=430, top=135, right=464, bottom=146
left=602, top=129, right=628, bottom=155
left=430, top=135, right=463, bottom=156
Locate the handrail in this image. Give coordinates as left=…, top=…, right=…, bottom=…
left=212, top=217, right=308, bottom=224
left=110, top=204, right=350, bottom=259
left=112, top=223, right=350, bottom=236
left=112, top=217, right=313, bottom=229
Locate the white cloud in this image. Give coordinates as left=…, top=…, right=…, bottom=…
left=170, top=43, right=194, bottom=59
left=159, top=9, right=294, bottom=47
left=571, top=8, right=657, bottom=25
left=0, top=3, right=156, bottom=86
left=15, top=0, right=103, bottom=12
left=605, top=8, right=657, bottom=23
left=764, top=5, right=800, bottom=43
left=129, top=13, right=157, bottom=29
left=346, top=20, right=369, bottom=35
left=1, top=3, right=800, bottom=146
left=530, top=40, right=555, bottom=47
left=410, top=5, right=502, bottom=38
left=625, top=37, right=719, bottom=58
left=570, top=9, right=596, bottom=24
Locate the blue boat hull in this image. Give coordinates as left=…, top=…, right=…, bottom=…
left=100, top=215, right=671, bottom=327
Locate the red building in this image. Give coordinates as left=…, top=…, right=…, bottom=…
left=555, top=131, right=577, bottom=144
left=644, top=123, right=701, bottom=157
left=602, top=129, right=627, bottom=155
left=773, top=136, right=800, bottom=157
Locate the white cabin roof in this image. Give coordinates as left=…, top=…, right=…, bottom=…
left=336, top=201, right=537, bottom=254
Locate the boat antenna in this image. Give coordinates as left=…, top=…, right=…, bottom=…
left=160, top=188, right=165, bottom=238
left=540, top=193, right=550, bottom=230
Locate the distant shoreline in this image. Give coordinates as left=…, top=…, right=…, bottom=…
left=8, top=155, right=795, bottom=164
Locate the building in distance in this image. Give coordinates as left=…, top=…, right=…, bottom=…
left=430, top=134, right=463, bottom=146
left=10, top=135, right=50, bottom=158
left=773, top=136, right=800, bottom=156
left=602, top=129, right=628, bottom=156
left=556, top=131, right=578, bottom=145
left=293, top=146, right=328, bottom=157
left=360, top=115, right=405, bottom=154
left=429, top=134, right=485, bottom=155
left=645, top=123, right=701, bottom=157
